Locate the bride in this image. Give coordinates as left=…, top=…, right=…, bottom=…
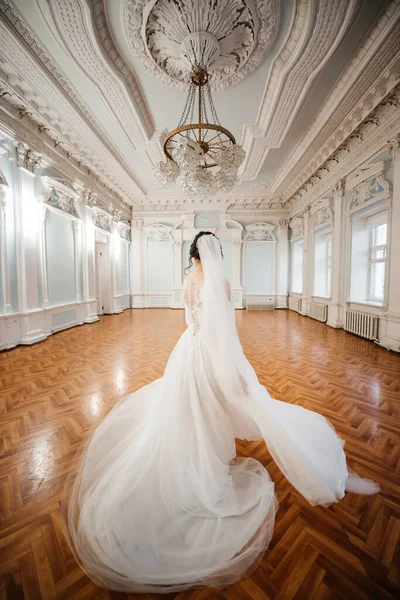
left=63, top=231, right=378, bottom=593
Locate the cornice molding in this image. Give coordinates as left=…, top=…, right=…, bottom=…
left=273, top=1, right=400, bottom=196
left=286, top=84, right=400, bottom=216
left=240, top=0, right=362, bottom=180
left=36, top=0, right=148, bottom=150
left=0, top=0, right=147, bottom=200
left=0, top=103, right=132, bottom=219
left=90, top=0, right=153, bottom=138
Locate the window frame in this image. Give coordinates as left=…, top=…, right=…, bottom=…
left=367, top=218, right=387, bottom=304
left=291, top=238, right=304, bottom=294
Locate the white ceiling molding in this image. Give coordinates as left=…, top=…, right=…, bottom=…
left=36, top=0, right=153, bottom=153
left=240, top=0, right=362, bottom=180
left=122, top=0, right=279, bottom=91
left=286, top=84, right=400, bottom=216
left=0, top=103, right=132, bottom=219
left=0, top=0, right=398, bottom=217
left=273, top=1, right=400, bottom=198
left=90, top=0, right=153, bottom=138
left=0, top=0, right=147, bottom=202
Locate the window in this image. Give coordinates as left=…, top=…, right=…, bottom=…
left=291, top=240, right=303, bottom=293
left=349, top=208, right=387, bottom=305
left=368, top=216, right=387, bottom=303
left=313, top=230, right=332, bottom=298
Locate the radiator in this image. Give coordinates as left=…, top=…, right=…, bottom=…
left=309, top=302, right=328, bottom=323
left=246, top=301, right=274, bottom=310
left=289, top=296, right=302, bottom=313
left=344, top=309, right=378, bottom=340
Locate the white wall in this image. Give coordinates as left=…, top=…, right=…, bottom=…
left=0, top=128, right=131, bottom=350
left=130, top=216, right=289, bottom=309
left=46, top=209, right=77, bottom=306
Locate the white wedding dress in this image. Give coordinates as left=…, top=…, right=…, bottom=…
left=63, top=236, right=378, bottom=594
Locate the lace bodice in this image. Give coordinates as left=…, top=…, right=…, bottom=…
left=183, top=277, right=204, bottom=335
left=183, top=277, right=232, bottom=335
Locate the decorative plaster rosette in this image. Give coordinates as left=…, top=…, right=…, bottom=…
left=123, top=0, right=279, bottom=91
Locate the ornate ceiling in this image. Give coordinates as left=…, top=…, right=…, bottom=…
left=0, top=0, right=399, bottom=216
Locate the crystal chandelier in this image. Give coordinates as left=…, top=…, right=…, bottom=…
left=154, top=66, right=245, bottom=197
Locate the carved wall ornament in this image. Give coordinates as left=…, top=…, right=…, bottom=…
left=123, top=0, right=278, bottom=91
left=348, top=174, right=390, bottom=212
left=41, top=176, right=80, bottom=217
left=145, top=223, right=173, bottom=242
left=131, top=219, right=143, bottom=230
left=311, top=206, right=333, bottom=230
left=278, top=218, right=290, bottom=229
left=0, top=178, right=7, bottom=210
left=109, top=206, right=123, bottom=222
left=119, top=224, right=131, bottom=240
left=82, top=188, right=97, bottom=208
left=244, top=221, right=277, bottom=242
left=16, top=142, right=41, bottom=173
left=332, top=179, right=344, bottom=197
left=93, top=210, right=111, bottom=232
left=289, top=217, right=304, bottom=239
left=0, top=168, right=9, bottom=187
left=388, top=134, right=400, bottom=163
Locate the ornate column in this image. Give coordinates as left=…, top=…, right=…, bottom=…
left=232, top=239, right=243, bottom=308
left=172, top=238, right=183, bottom=307
left=15, top=143, right=46, bottom=344
left=301, top=205, right=311, bottom=315
left=327, top=180, right=345, bottom=328
left=74, top=219, right=82, bottom=303
left=130, top=219, right=144, bottom=308
left=0, top=177, right=11, bottom=314
left=275, top=219, right=289, bottom=309
left=37, top=200, right=49, bottom=308
left=110, top=216, right=120, bottom=314
left=81, top=190, right=98, bottom=322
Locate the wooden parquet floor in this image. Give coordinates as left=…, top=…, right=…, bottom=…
left=0, top=309, right=399, bottom=600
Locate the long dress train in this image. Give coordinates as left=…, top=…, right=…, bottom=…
left=62, top=238, right=378, bottom=594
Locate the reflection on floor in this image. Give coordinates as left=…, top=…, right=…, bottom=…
left=0, top=309, right=399, bottom=599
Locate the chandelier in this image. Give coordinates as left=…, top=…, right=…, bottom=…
left=154, top=65, right=245, bottom=197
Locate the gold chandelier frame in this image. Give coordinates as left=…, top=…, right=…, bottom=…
left=163, top=68, right=236, bottom=169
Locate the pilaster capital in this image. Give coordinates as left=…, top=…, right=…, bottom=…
left=82, top=188, right=97, bottom=208
left=277, top=218, right=290, bottom=230
left=131, top=219, right=143, bottom=230
left=16, top=142, right=42, bottom=173
left=332, top=178, right=345, bottom=198
left=387, top=134, right=400, bottom=163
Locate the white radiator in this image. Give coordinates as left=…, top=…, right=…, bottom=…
left=345, top=310, right=378, bottom=340
left=309, top=302, right=328, bottom=323
left=289, top=296, right=302, bottom=313
left=246, top=301, right=274, bottom=310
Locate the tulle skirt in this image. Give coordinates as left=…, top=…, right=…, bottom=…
left=62, top=327, right=378, bottom=593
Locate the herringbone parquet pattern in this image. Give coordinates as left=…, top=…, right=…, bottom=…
left=0, top=309, right=399, bottom=600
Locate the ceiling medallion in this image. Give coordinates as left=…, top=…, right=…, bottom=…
left=154, top=66, right=245, bottom=196
left=124, top=0, right=279, bottom=91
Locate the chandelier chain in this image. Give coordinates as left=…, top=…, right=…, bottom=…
left=206, top=83, right=220, bottom=126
